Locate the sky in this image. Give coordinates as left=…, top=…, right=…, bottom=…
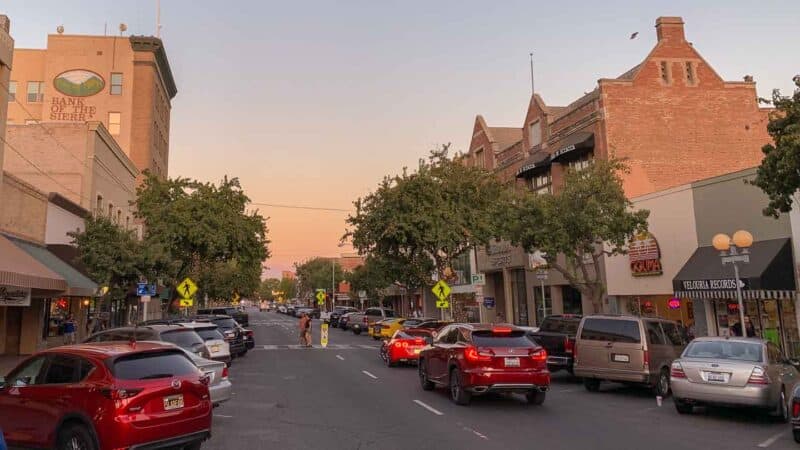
left=3, top=0, right=799, bottom=277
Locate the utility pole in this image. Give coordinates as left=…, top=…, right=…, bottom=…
left=529, top=52, right=535, bottom=95
left=156, top=0, right=162, bottom=38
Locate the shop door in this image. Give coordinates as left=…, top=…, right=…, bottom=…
left=5, top=307, right=23, bottom=355
left=511, top=269, right=528, bottom=326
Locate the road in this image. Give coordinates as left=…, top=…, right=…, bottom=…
left=207, top=310, right=795, bottom=449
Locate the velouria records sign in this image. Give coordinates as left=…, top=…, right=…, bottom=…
left=0, top=285, right=31, bottom=306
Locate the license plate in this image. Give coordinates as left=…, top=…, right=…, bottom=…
left=612, top=353, right=630, bottom=363
left=707, top=372, right=727, bottom=383
left=505, top=357, right=520, bottom=367
left=210, top=345, right=220, bottom=353
left=163, top=394, right=184, bottom=411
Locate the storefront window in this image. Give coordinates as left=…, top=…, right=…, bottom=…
left=562, top=286, right=583, bottom=315
left=711, top=298, right=800, bottom=357
left=511, top=269, right=528, bottom=325
left=45, top=298, right=71, bottom=337
left=533, top=285, right=551, bottom=327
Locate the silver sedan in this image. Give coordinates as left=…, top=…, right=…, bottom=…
left=671, top=337, right=799, bottom=421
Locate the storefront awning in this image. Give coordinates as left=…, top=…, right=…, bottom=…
left=0, top=234, right=67, bottom=291
left=516, top=152, right=551, bottom=178
left=549, top=131, right=594, bottom=162
left=7, top=236, right=96, bottom=296
left=672, top=238, right=795, bottom=299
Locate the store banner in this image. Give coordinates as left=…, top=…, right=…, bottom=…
left=0, top=285, right=31, bottom=306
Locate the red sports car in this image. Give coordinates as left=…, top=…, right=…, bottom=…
left=418, top=324, right=550, bottom=405
left=0, top=341, right=212, bottom=450
left=380, top=329, right=434, bottom=367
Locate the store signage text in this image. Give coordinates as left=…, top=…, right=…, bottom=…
left=681, top=279, right=747, bottom=291
left=629, top=232, right=662, bottom=277
left=552, top=144, right=576, bottom=159
left=49, top=97, right=97, bottom=121
left=0, top=285, right=31, bottom=306
left=487, top=243, right=512, bottom=268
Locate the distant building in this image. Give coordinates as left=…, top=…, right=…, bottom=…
left=281, top=270, right=296, bottom=280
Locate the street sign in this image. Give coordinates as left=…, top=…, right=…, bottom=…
left=136, top=282, right=148, bottom=296
left=432, top=280, right=451, bottom=302
left=435, top=299, right=450, bottom=309
left=483, top=297, right=495, bottom=308
left=321, top=323, right=329, bottom=347
left=179, top=298, right=194, bottom=307
left=315, top=290, right=326, bottom=305
left=178, top=278, right=198, bottom=299
left=471, top=273, right=486, bottom=286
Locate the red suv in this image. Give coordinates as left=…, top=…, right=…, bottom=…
left=0, top=342, right=212, bottom=450
left=418, top=324, right=550, bottom=405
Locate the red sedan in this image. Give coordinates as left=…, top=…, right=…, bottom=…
left=0, top=342, right=212, bottom=450
left=418, top=324, right=550, bottom=405
left=380, top=329, right=434, bottom=367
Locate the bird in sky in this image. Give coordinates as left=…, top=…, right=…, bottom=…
left=630, top=32, right=639, bottom=40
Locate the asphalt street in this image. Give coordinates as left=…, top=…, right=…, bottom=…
left=206, top=310, right=796, bottom=449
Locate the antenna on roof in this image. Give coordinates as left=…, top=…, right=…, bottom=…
left=529, top=52, right=535, bottom=96
left=156, top=0, right=162, bottom=38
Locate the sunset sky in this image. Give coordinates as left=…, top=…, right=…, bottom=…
left=5, top=0, right=799, bottom=277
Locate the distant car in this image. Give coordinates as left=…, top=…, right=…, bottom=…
left=380, top=329, right=434, bottom=367
left=330, top=307, right=359, bottom=328
left=370, top=318, right=407, bottom=340
left=418, top=324, right=550, bottom=406
left=193, top=315, right=248, bottom=358
left=671, top=337, right=799, bottom=421
left=0, top=342, right=212, bottom=450
left=339, top=312, right=357, bottom=331
left=197, top=306, right=249, bottom=327
left=240, top=326, right=255, bottom=350
left=178, top=322, right=232, bottom=366
left=349, top=308, right=395, bottom=335
left=278, top=305, right=288, bottom=314
left=527, top=314, right=582, bottom=374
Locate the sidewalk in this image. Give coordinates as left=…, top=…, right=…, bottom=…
left=0, top=355, right=26, bottom=375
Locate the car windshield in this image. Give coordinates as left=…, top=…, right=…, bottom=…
left=160, top=330, right=204, bottom=350
left=111, top=351, right=198, bottom=380
left=195, top=328, right=224, bottom=341
left=684, top=341, right=763, bottom=362
left=472, top=330, right=535, bottom=348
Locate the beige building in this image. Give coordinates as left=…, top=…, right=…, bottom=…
left=0, top=15, right=13, bottom=192
left=4, top=121, right=139, bottom=227
left=7, top=33, right=177, bottom=180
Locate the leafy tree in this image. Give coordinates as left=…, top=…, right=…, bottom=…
left=278, top=276, right=298, bottom=300
left=346, top=144, right=507, bottom=284
left=135, top=173, right=270, bottom=302
left=750, top=76, right=800, bottom=217
left=345, top=256, right=395, bottom=307
left=294, top=257, right=344, bottom=299
left=504, top=159, right=649, bottom=313
left=259, top=278, right=281, bottom=301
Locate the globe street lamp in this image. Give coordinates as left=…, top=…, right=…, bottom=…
left=712, top=230, right=753, bottom=336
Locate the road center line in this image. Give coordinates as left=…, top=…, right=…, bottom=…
left=413, top=399, right=444, bottom=416
left=336, top=355, right=345, bottom=361
left=214, top=414, right=233, bottom=418
left=757, top=431, right=788, bottom=448
left=362, top=370, right=378, bottom=379
left=462, top=426, right=489, bottom=440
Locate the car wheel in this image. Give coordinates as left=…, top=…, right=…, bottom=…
left=526, top=391, right=546, bottom=405
left=372, top=335, right=380, bottom=341
left=653, top=368, right=670, bottom=397
left=353, top=328, right=362, bottom=335
left=794, top=429, right=800, bottom=443
left=584, top=378, right=601, bottom=392
left=449, top=369, right=471, bottom=406
left=56, top=423, right=97, bottom=450
left=773, top=389, right=790, bottom=423
left=418, top=360, right=434, bottom=391
left=674, top=398, right=693, bottom=414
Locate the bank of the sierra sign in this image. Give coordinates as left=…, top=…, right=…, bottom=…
left=49, top=69, right=104, bottom=121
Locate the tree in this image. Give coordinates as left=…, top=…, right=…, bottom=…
left=294, top=257, right=344, bottom=299
left=259, top=278, right=281, bottom=301
left=278, top=276, right=298, bottom=300
left=504, top=159, right=649, bottom=313
left=750, top=75, right=800, bottom=217
left=135, top=173, right=270, bottom=303
left=345, top=256, right=396, bottom=307
left=346, top=144, right=507, bottom=285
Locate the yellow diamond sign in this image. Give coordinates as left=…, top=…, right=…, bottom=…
left=178, top=277, right=198, bottom=299
left=432, top=280, right=451, bottom=302
left=316, top=290, right=326, bottom=305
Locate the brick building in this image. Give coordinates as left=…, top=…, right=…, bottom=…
left=7, top=33, right=177, bottom=181
left=467, top=17, right=772, bottom=326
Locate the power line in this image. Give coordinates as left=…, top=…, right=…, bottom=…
left=249, top=202, right=351, bottom=212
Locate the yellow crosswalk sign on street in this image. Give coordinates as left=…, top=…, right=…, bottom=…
left=432, top=280, right=451, bottom=309
left=178, top=277, right=198, bottom=299
left=316, top=290, right=326, bottom=305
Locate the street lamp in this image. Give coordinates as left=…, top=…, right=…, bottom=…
left=712, top=230, right=753, bottom=336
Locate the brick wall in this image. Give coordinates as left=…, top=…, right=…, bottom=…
left=0, top=172, right=47, bottom=243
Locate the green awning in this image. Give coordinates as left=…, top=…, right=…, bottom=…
left=8, top=237, right=98, bottom=297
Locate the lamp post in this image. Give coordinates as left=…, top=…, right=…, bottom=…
left=712, top=230, right=753, bottom=337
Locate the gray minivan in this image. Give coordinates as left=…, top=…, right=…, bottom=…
left=573, top=315, right=687, bottom=396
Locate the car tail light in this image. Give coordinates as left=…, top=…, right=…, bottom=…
left=565, top=337, right=574, bottom=355
left=245, top=329, right=254, bottom=337
left=222, top=366, right=229, bottom=380
left=747, top=366, right=771, bottom=385
left=793, top=400, right=800, bottom=418
left=100, top=388, right=143, bottom=400
left=413, top=338, right=425, bottom=345
left=492, top=327, right=512, bottom=334
left=644, top=350, right=650, bottom=371
left=529, top=348, right=547, bottom=362
left=464, top=346, right=492, bottom=363
left=670, top=361, right=686, bottom=379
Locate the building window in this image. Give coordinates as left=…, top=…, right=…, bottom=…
left=531, top=172, right=552, bottom=194
left=659, top=61, right=671, bottom=85
left=108, top=203, right=114, bottom=219
left=685, top=62, right=696, bottom=86
left=125, top=216, right=130, bottom=229
left=7, top=81, right=16, bottom=102
left=475, top=149, right=485, bottom=169
left=110, top=73, right=123, bottom=95
left=95, top=194, right=103, bottom=216
left=529, top=120, right=542, bottom=148
left=27, top=81, right=45, bottom=103
left=567, top=153, right=594, bottom=172
left=108, top=112, right=121, bottom=135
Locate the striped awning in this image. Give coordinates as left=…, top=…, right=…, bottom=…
left=673, top=290, right=797, bottom=300
left=0, top=234, right=66, bottom=291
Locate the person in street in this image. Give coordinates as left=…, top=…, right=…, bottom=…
left=730, top=316, right=756, bottom=337
left=299, top=312, right=312, bottom=347
left=63, top=313, right=77, bottom=345
left=304, top=313, right=313, bottom=347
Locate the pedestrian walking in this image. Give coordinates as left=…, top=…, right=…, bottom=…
left=299, top=313, right=312, bottom=347
left=304, top=313, right=313, bottom=347
left=63, top=313, right=77, bottom=345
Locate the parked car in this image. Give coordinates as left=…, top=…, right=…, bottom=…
left=240, top=326, right=255, bottom=350
left=574, top=315, right=687, bottom=396
left=278, top=304, right=288, bottom=314
left=339, top=312, right=357, bottom=331
left=178, top=322, right=232, bottom=366
left=197, top=306, right=249, bottom=327
left=527, top=314, right=582, bottom=374
left=287, top=305, right=297, bottom=316
left=402, top=317, right=437, bottom=329
left=671, top=337, right=798, bottom=421
left=176, top=346, right=232, bottom=407
left=792, top=384, right=800, bottom=442
left=0, top=342, right=212, bottom=449
left=418, top=324, right=550, bottom=406
left=330, top=306, right=359, bottom=328
left=409, top=320, right=453, bottom=335
left=349, top=308, right=395, bottom=335
left=85, top=325, right=210, bottom=358
left=193, top=315, right=248, bottom=358
left=370, top=318, right=407, bottom=340
left=380, top=329, right=434, bottom=367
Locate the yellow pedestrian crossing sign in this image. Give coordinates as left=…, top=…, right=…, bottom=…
left=315, top=290, right=326, bottom=305
left=232, top=292, right=241, bottom=304
left=179, top=298, right=194, bottom=307
left=178, top=277, right=198, bottom=299
left=432, top=280, right=451, bottom=309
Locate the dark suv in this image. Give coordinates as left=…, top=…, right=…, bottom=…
left=197, top=306, right=249, bottom=327
left=193, top=315, right=248, bottom=357
left=330, top=307, right=358, bottom=328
